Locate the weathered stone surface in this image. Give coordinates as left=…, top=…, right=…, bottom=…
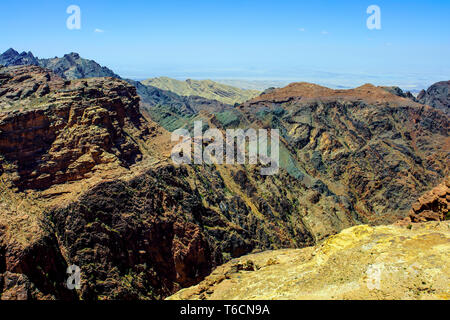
left=406, top=176, right=449, bottom=223
left=168, top=221, right=450, bottom=300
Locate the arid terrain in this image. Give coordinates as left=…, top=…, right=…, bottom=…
left=0, top=49, right=448, bottom=300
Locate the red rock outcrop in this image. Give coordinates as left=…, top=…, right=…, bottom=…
left=407, top=176, right=449, bottom=222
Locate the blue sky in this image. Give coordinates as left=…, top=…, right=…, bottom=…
left=1, top=0, right=449, bottom=89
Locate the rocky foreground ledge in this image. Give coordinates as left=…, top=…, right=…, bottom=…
left=168, top=221, right=449, bottom=300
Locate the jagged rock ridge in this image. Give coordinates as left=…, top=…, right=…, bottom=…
left=0, top=65, right=161, bottom=190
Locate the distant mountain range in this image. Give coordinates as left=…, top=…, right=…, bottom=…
left=142, top=77, right=260, bottom=105
left=3, top=48, right=449, bottom=116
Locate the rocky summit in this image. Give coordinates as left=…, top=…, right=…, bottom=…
left=417, top=81, right=450, bottom=115
left=168, top=221, right=450, bottom=300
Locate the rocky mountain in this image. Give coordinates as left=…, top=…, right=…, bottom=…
left=0, top=48, right=39, bottom=67
left=0, top=49, right=120, bottom=80
left=169, top=221, right=449, bottom=300
left=38, top=53, right=121, bottom=80
left=0, top=65, right=448, bottom=300
left=235, top=82, right=449, bottom=226
left=417, top=81, right=450, bottom=115
left=0, top=66, right=346, bottom=300
left=142, top=77, right=260, bottom=105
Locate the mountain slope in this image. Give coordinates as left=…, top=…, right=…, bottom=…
left=142, top=77, right=260, bottom=105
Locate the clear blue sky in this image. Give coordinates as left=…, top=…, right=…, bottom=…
left=1, top=0, right=449, bottom=89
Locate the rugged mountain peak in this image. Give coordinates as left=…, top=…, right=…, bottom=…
left=0, top=48, right=39, bottom=67
left=249, top=81, right=423, bottom=107
left=3, top=48, right=19, bottom=56
left=38, top=53, right=120, bottom=80
left=417, top=80, right=450, bottom=114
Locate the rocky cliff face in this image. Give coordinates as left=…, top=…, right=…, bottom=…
left=168, top=221, right=450, bottom=300
left=417, top=81, right=450, bottom=115
left=0, top=65, right=159, bottom=190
